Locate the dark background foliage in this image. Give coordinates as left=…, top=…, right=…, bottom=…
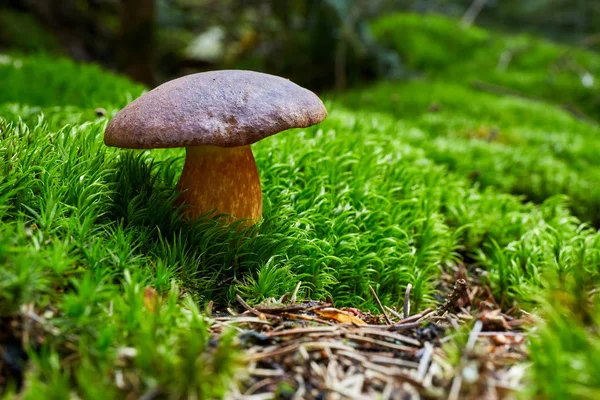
left=1, top=0, right=598, bottom=90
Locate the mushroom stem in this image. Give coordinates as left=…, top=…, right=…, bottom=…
left=176, top=144, right=262, bottom=223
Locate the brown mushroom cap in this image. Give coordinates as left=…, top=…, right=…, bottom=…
left=104, top=70, right=327, bottom=149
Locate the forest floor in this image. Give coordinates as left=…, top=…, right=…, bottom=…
left=1, top=13, right=600, bottom=399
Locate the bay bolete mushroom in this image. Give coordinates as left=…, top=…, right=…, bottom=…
left=104, top=70, right=327, bottom=224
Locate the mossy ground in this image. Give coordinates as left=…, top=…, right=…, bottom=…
left=340, top=13, right=600, bottom=226
left=1, top=14, right=600, bottom=399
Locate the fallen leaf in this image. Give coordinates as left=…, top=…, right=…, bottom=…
left=315, top=308, right=366, bottom=325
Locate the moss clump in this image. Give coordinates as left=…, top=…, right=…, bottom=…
left=371, top=13, right=600, bottom=122
left=0, top=54, right=144, bottom=109
left=335, top=13, right=600, bottom=225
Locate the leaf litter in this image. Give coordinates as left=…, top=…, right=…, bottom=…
left=214, top=270, right=531, bottom=399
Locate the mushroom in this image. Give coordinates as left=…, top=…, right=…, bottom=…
left=104, top=70, right=327, bottom=224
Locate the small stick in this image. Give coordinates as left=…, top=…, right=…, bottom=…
left=370, top=285, right=392, bottom=325
left=416, top=342, right=434, bottom=382
left=345, top=333, right=419, bottom=353
left=293, top=375, right=307, bottom=400
left=236, top=295, right=281, bottom=320
left=397, top=308, right=433, bottom=324
left=303, top=303, right=333, bottom=313
left=448, top=373, right=463, bottom=400
left=247, top=341, right=354, bottom=361
left=388, top=308, right=435, bottom=331
left=226, top=307, right=238, bottom=316
left=244, top=378, right=278, bottom=396
left=348, top=328, right=421, bottom=346
left=384, top=306, right=403, bottom=321
left=416, top=309, right=435, bottom=323
left=248, top=368, right=285, bottom=377
left=214, top=316, right=270, bottom=323
left=404, top=284, right=412, bottom=319
left=446, top=314, right=460, bottom=330
left=367, top=355, right=420, bottom=369
left=448, top=320, right=483, bottom=400
left=325, top=295, right=335, bottom=307
left=466, top=320, right=483, bottom=351
left=254, top=304, right=308, bottom=314
left=387, top=321, right=421, bottom=332
left=266, top=326, right=339, bottom=337
left=290, top=280, right=302, bottom=304
left=478, top=331, right=525, bottom=337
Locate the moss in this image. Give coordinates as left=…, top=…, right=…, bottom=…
left=0, top=53, right=144, bottom=109
left=371, top=13, right=600, bottom=122
left=334, top=14, right=600, bottom=225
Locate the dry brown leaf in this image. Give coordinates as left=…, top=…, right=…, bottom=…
left=314, top=307, right=366, bottom=325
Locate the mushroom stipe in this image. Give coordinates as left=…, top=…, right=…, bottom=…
left=104, top=70, right=327, bottom=225
left=177, top=145, right=262, bottom=223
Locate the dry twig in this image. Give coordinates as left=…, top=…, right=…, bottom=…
left=404, top=283, right=413, bottom=319
left=369, top=285, right=392, bottom=325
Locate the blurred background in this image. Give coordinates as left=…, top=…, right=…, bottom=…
left=1, top=0, right=599, bottom=92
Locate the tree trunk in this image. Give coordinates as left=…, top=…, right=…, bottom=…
left=118, top=0, right=155, bottom=86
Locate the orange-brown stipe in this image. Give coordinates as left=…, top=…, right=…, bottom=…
left=176, top=145, right=262, bottom=224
